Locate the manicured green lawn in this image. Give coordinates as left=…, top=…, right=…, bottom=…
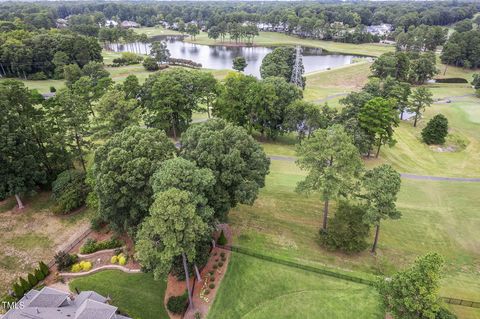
left=208, top=253, right=384, bottom=319
left=187, top=31, right=394, bottom=57
left=375, top=96, right=480, bottom=177
left=304, top=61, right=371, bottom=104
left=134, top=26, right=181, bottom=37
left=228, top=159, right=480, bottom=303
left=69, top=270, right=169, bottom=319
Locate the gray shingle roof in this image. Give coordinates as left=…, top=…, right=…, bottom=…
left=2, top=287, right=130, bottom=319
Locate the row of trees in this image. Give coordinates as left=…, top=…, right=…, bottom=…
left=0, top=29, right=102, bottom=79
left=371, top=51, right=438, bottom=84
left=441, top=29, right=480, bottom=69
left=207, top=22, right=259, bottom=44
left=296, top=125, right=402, bottom=254
left=1, top=2, right=475, bottom=37
left=393, top=24, right=447, bottom=52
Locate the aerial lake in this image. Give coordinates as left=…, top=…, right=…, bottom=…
left=107, top=35, right=359, bottom=77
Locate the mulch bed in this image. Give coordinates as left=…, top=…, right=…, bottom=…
left=164, top=224, right=233, bottom=319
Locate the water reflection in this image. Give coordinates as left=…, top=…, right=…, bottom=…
left=107, top=35, right=358, bottom=77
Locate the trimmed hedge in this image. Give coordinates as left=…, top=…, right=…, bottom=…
left=80, top=238, right=123, bottom=254
left=435, top=78, right=468, bottom=83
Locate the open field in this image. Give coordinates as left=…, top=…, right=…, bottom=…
left=69, top=270, right=168, bottom=319
left=0, top=193, right=91, bottom=296
left=134, top=26, right=181, bottom=37
left=208, top=253, right=384, bottom=319
left=304, top=60, right=372, bottom=105
left=180, top=30, right=395, bottom=57
left=374, top=95, right=480, bottom=177
left=227, top=158, right=480, bottom=301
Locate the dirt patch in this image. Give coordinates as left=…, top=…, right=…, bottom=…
left=430, top=145, right=457, bottom=153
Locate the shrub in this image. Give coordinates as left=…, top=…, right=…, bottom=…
left=320, top=201, right=370, bottom=253
left=143, top=57, right=159, bottom=71
left=27, top=72, right=47, bottom=80
left=213, top=264, right=218, bottom=269
left=12, top=282, right=24, bottom=298
left=422, top=114, right=449, bottom=145
left=80, top=238, right=123, bottom=254
left=90, top=216, right=105, bottom=231
left=218, top=262, right=224, bottom=267
left=34, top=268, right=45, bottom=281
left=166, top=291, right=188, bottom=314
left=71, top=261, right=92, bottom=272
left=80, top=261, right=92, bottom=271
left=111, top=255, right=118, bottom=264
left=220, top=252, right=225, bottom=258
left=204, top=289, right=210, bottom=295
left=436, top=307, right=457, bottom=319
left=19, top=277, right=31, bottom=292
left=217, top=230, right=227, bottom=246
left=39, top=261, right=50, bottom=276
left=210, top=276, right=215, bottom=282
left=71, top=263, right=82, bottom=272
left=209, top=271, right=214, bottom=276
left=27, top=273, right=38, bottom=287
left=118, top=255, right=127, bottom=266
left=209, top=283, right=215, bottom=289
left=51, top=169, right=89, bottom=214
left=435, top=78, right=468, bottom=84
left=49, top=86, right=56, bottom=93
left=194, top=312, right=202, bottom=319
left=54, top=251, right=78, bottom=271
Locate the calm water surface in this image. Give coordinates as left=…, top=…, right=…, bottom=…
left=107, top=35, right=358, bottom=77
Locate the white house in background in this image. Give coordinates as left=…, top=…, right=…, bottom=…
left=56, top=18, right=68, bottom=28
left=105, top=20, right=118, bottom=27
left=365, top=23, right=393, bottom=36
left=121, top=21, right=140, bottom=28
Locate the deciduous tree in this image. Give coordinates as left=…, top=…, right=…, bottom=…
left=377, top=252, right=445, bottom=319
left=180, top=119, right=270, bottom=220
left=135, top=188, right=210, bottom=309
left=93, top=126, right=176, bottom=232
left=232, top=56, right=247, bottom=72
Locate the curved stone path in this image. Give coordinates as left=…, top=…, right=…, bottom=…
left=269, top=155, right=480, bottom=182
left=60, top=265, right=141, bottom=278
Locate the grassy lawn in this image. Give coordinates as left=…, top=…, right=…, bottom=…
left=227, top=159, right=480, bottom=303
left=186, top=31, right=394, bottom=57
left=208, top=253, right=384, bottom=319
left=69, top=270, right=168, bottom=319
left=304, top=61, right=372, bottom=104
left=134, top=26, right=180, bottom=37
left=0, top=193, right=91, bottom=296
left=373, top=95, right=480, bottom=177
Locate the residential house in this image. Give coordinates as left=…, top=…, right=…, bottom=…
left=121, top=21, right=140, bottom=28
left=365, top=23, right=392, bottom=36
left=1, top=287, right=131, bottom=319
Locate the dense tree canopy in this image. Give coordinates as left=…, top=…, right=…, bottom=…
left=140, top=69, right=206, bottom=138
left=135, top=188, right=210, bottom=279
left=180, top=119, right=270, bottom=220
left=93, top=126, right=176, bottom=232
left=0, top=81, right=46, bottom=205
